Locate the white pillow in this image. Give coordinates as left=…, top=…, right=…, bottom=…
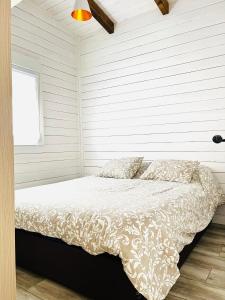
left=98, top=157, right=143, bottom=179
left=140, top=160, right=199, bottom=183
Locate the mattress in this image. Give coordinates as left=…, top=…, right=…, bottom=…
left=15, top=166, right=223, bottom=300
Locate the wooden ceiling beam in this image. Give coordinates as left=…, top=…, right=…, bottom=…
left=88, top=0, right=114, bottom=34
left=154, top=0, right=169, bottom=15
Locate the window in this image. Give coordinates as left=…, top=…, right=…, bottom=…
left=12, top=66, right=41, bottom=145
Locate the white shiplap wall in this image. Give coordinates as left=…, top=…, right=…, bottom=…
left=12, top=0, right=81, bottom=188
left=80, top=0, right=225, bottom=222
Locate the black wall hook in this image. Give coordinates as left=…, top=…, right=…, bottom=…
left=212, top=135, right=225, bottom=144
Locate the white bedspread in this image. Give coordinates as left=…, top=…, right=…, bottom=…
left=15, top=166, right=224, bottom=300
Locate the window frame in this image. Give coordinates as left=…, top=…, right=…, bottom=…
left=12, top=64, right=44, bottom=146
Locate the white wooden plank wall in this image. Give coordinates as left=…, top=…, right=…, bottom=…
left=80, top=0, right=225, bottom=223
left=12, top=0, right=81, bottom=189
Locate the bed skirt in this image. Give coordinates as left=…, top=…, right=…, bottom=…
left=16, top=227, right=208, bottom=300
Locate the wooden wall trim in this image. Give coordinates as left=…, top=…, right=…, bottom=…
left=0, top=1, right=16, bottom=299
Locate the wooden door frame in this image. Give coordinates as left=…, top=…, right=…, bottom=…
left=0, top=1, right=16, bottom=299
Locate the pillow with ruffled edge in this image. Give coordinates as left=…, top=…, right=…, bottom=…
left=140, top=160, right=199, bottom=183
left=98, top=157, right=143, bottom=179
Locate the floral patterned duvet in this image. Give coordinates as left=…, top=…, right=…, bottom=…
left=15, top=166, right=224, bottom=300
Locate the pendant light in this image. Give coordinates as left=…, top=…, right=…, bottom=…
left=71, top=0, right=92, bottom=21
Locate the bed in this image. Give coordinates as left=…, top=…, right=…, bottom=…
left=15, top=166, right=223, bottom=300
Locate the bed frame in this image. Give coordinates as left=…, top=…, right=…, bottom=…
left=16, top=227, right=208, bottom=300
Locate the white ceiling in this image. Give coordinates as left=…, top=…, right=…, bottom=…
left=31, top=0, right=164, bottom=36
left=12, top=0, right=23, bottom=7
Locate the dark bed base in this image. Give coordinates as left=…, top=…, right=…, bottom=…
left=16, top=227, right=208, bottom=300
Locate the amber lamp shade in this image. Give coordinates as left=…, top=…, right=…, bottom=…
left=71, top=0, right=92, bottom=21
